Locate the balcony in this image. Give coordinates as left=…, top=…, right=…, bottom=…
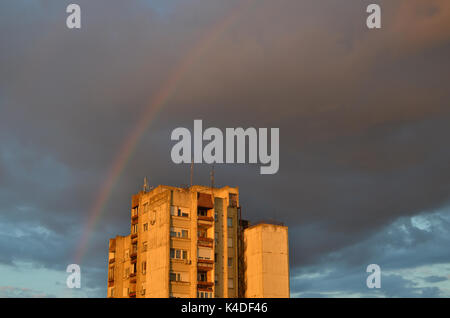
left=129, top=291, right=136, bottom=298
left=131, top=216, right=138, bottom=225
left=198, top=215, right=214, bottom=222
left=197, top=193, right=213, bottom=209
left=109, top=258, right=115, bottom=264
left=131, top=233, right=138, bottom=240
left=197, top=281, right=214, bottom=292
left=197, top=237, right=214, bottom=248
left=197, top=259, right=214, bottom=271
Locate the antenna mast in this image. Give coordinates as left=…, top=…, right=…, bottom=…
left=190, top=158, right=194, bottom=187
left=143, top=176, right=149, bottom=192
left=210, top=165, right=215, bottom=190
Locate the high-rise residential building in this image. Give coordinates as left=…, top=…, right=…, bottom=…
left=107, top=184, right=289, bottom=298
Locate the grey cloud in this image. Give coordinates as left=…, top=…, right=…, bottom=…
left=423, top=276, right=448, bottom=283
left=0, top=0, right=449, bottom=296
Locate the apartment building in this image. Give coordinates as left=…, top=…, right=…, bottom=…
left=107, top=184, right=289, bottom=298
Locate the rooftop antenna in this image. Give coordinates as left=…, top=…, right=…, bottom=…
left=210, top=165, right=215, bottom=190
left=143, top=176, right=149, bottom=192
left=190, top=158, right=194, bottom=188
left=210, top=164, right=215, bottom=203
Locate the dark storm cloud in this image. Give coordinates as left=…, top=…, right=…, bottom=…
left=1, top=0, right=450, bottom=296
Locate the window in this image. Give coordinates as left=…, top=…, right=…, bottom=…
left=198, top=291, right=212, bottom=298
left=125, top=249, right=129, bottom=259
left=228, top=278, right=234, bottom=289
left=198, top=272, right=207, bottom=282
left=228, top=257, right=233, bottom=267
left=198, top=208, right=208, bottom=217
left=198, top=229, right=207, bottom=239
left=171, top=248, right=188, bottom=260
left=171, top=206, right=189, bottom=217
left=215, top=253, right=218, bottom=262
left=132, top=224, right=138, bottom=234
left=125, top=267, right=130, bottom=278
left=228, top=237, right=233, bottom=248
left=227, top=217, right=233, bottom=227
left=142, top=261, right=147, bottom=274
left=171, top=227, right=189, bottom=238
left=170, top=271, right=188, bottom=282
left=144, top=223, right=148, bottom=231
left=170, top=272, right=186, bottom=282
left=143, top=203, right=148, bottom=213
left=143, top=241, right=148, bottom=252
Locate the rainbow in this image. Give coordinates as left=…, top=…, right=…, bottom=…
left=74, top=0, right=256, bottom=264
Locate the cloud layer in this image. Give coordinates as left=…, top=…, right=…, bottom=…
left=1, top=0, right=450, bottom=297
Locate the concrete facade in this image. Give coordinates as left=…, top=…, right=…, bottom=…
left=107, top=184, right=289, bottom=298
left=243, top=224, right=290, bottom=298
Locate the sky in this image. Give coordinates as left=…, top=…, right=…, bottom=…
left=1, top=0, right=450, bottom=298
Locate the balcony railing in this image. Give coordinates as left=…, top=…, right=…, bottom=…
left=198, top=215, right=214, bottom=222
left=197, top=281, right=214, bottom=291
left=129, top=291, right=136, bottom=298
left=131, top=233, right=138, bottom=239
left=197, top=259, right=214, bottom=271
left=131, top=216, right=138, bottom=225
left=109, top=258, right=115, bottom=264
left=197, top=237, right=214, bottom=247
